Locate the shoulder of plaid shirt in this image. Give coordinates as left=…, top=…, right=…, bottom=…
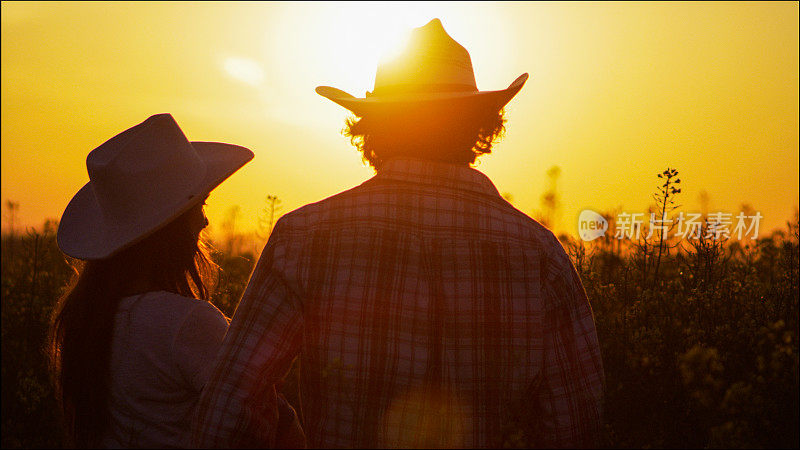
left=191, top=157, right=604, bottom=448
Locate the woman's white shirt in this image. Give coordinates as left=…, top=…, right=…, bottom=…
left=100, top=291, right=228, bottom=448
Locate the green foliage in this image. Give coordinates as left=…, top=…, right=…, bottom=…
left=1, top=207, right=798, bottom=448
left=562, top=209, right=799, bottom=448
left=2, top=224, right=71, bottom=448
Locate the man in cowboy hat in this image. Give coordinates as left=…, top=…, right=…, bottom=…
left=193, top=19, right=604, bottom=448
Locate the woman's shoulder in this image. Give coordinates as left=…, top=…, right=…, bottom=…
left=118, top=291, right=228, bottom=327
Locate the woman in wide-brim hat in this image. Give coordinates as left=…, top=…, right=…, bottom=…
left=47, top=114, right=303, bottom=448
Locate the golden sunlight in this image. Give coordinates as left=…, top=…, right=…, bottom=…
left=265, top=2, right=496, bottom=105
left=1, top=3, right=799, bottom=448
left=1, top=2, right=797, bottom=239
left=283, top=3, right=455, bottom=92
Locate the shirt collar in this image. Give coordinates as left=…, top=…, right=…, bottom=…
left=375, top=157, right=501, bottom=197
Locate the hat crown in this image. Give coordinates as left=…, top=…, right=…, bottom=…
left=373, top=18, right=478, bottom=96
left=86, top=114, right=206, bottom=226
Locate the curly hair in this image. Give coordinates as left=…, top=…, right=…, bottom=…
left=343, top=104, right=506, bottom=171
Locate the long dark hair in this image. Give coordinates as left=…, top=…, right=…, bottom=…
left=47, top=203, right=217, bottom=447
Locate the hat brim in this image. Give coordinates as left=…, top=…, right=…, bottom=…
left=316, top=73, right=528, bottom=117
left=57, top=142, right=253, bottom=260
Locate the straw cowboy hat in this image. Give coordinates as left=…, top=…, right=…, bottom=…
left=57, top=113, right=253, bottom=260
left=316, top=18, right=528, bottom=116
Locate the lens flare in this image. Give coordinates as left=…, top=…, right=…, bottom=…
left=223, top=57, right=265, bottom=86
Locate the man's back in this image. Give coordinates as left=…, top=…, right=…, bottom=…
left=193, top=158, right=603, bottom=448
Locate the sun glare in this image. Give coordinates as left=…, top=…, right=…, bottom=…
left=252, top=1, right=510, bottom=129
left=312, top=3, right=446, bottom=92
left=267, top=2, right=477, bottom=101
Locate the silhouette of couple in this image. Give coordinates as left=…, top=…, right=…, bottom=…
left=49, top=19, right=603, bottom=448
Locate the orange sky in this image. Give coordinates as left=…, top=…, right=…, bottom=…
left=2, top=1, right=798, bottom=242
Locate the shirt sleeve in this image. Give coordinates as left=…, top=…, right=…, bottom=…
left=191, top=219, right=304, bottom=448
left=535, top=243, right=605, bottom=448
left=172, top=300, right=230, bottom=393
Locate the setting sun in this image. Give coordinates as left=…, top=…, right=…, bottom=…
left=266, top=3, right=482, bottom=97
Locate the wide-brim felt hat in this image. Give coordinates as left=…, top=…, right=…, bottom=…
left=316, top=18, right=528, bottom=117
left=58, top=113, right=253, bottom=260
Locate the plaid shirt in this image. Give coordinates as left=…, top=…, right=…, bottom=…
left=192, top=158, right=604, bottom=448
